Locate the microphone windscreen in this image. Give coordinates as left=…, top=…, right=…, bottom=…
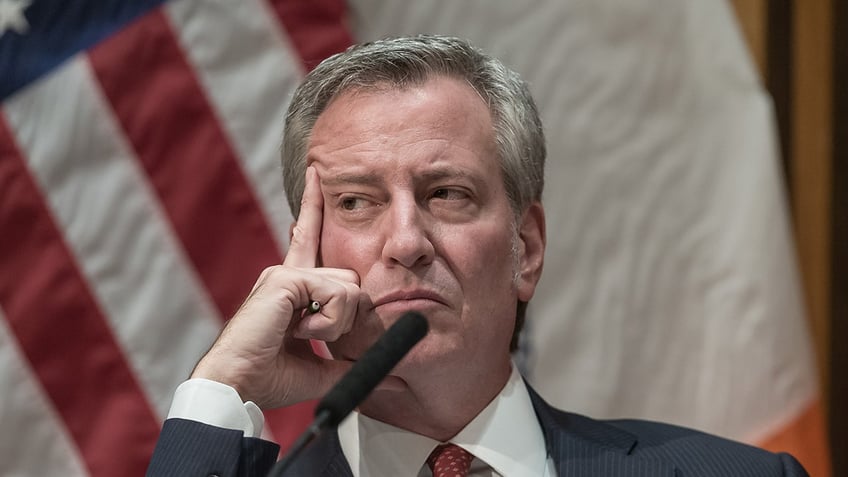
left=316, top=311, right=428, bottom=426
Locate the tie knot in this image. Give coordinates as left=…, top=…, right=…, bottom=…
left=427, top=443, right=474, bottom=477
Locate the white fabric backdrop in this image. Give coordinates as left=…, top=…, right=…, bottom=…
left=348, top=0, right=817, bottom=443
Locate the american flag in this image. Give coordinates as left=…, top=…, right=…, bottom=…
left=0, top=0, right=830, bottom=476
left=1, top=0, right=349, bottom=474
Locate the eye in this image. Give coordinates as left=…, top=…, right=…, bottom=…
left=339, top=196, right=368, bottom=210
left=431, top=188, right=468, bottom=201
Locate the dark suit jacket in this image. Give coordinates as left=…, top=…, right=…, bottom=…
left=146, top=386, right=808, bottom=476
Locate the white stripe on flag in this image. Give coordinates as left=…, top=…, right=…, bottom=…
left=3, top=56, right=222, bottom=419
left=0, top=307, right=88, bottom=477
left=166, top=0, right=303, bottom=250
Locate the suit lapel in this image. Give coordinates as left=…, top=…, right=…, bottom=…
left=527, top=385, right=678, bottom=476
left=282, top=428, right=353, bottom=477
left=290, top=385, right=679, bottom=476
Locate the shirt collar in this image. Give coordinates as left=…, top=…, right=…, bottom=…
left=337, top=364, right=548, bottom=476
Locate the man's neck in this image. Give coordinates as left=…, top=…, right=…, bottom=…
left=356, top=359, right=512, bottom=441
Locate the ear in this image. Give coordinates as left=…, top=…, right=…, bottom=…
left=516, top=201, right=546, bottom=302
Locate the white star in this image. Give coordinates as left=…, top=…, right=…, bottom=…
left=0, top=0, right=32, bottom=37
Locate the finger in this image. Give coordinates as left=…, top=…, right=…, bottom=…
left=313, top=267, right=360, bottom=286
left=293, top=280, right=360, bottom=341
left=290, top=268, right=360, bottom=334
left=293, top=272, right=365, bottom=340
left=285, top=166, right=323, bottom=268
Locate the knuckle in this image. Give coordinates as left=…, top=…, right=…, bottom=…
left=348, top=279, right=361, bottom=291
left=346, top=270, right=361, bottom=285
left=278, top=287, right=298, bottom=305
left=292, top=219, right=316, bottom=240
left=256, top=265, right=277, bottom=283
left=335, top=269, right=360, bottom=285
left=262, top=264, right=281, bottom=276
left=289, top=224, right=307, bottom=245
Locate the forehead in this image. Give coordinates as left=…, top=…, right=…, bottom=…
left=307, top=76, right=497, bottom=177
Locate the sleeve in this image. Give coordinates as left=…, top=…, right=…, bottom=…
left=146, top=418, right=280, bottom=477
left=145, top=379, right=280, bottom=477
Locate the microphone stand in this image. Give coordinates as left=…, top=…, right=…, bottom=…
left=265, top=312, right=428, bottom=477
left=266, top=409, right=330, bottom=476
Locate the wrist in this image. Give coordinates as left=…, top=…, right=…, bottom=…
left=190, top=355, right=251, bottom=401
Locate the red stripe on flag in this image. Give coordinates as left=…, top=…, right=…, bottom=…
left=87, top=8, right=320, bottom=450
left=267, top=0, right=354, bottom=71
left=260, top=0, right=354, bottom=448
left=88, top=9, right=282, bottom=320
left=0, top=115, right=160, bottom=476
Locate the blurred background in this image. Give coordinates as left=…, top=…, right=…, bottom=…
left=0, top=0, right=843, bottom=475
left=728, top=0, right=845, bottom=475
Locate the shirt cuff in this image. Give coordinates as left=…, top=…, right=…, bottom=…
left=166, top=378, right=264, bottom=438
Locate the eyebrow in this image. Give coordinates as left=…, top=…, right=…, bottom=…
left=320, top=166, right=487, bottom=188
left=320, top=173, right=383, bottom=187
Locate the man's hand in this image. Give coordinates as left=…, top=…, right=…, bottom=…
left=191, top=166, right=361, bottom=408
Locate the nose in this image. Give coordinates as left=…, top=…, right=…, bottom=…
left=381, top=196, right=435, bottom=268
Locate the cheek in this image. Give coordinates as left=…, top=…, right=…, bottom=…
left=452, top=227, right=518, bottom=297
left=319, top=223, right=376, bottom=269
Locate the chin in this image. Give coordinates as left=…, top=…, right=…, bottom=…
left=386, top=333, right=465, bottom=377
left=328, top=310, right=463, bottom=367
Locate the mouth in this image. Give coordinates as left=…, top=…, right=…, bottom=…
left=370, top=289, right=448, bottom=312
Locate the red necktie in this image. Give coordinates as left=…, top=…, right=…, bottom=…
left=427, top=443, right=474, bottom=477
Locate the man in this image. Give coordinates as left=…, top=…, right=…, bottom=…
left=147, top=35, right=807, bottom=476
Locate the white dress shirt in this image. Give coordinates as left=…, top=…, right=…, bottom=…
left=338, top=364, right=556, bottom=476
left=166, top=364, right=556, bottom=476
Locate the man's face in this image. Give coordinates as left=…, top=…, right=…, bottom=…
left=306, top=76, right=544, bottom=384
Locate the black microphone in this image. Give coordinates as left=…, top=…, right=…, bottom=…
left=267, top=311, right=429, bottom=476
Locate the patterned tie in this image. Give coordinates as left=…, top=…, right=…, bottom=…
left=427, top=443, right=474, bottom=477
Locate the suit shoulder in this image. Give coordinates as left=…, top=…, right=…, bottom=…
left=526, top=385, right=808, bottom=476
left=606, top=418, right=808, bottom=476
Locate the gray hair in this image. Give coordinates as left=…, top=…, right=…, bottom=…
left=281, top=35, right=545, bottom=219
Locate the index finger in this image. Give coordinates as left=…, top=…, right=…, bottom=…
left=285, top=166, right=323, bottom=268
